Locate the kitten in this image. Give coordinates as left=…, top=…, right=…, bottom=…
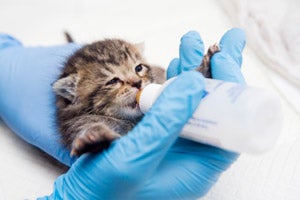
left=53, top=37, right=219, bottom=156
left=53, top=39, right=165, bottom=156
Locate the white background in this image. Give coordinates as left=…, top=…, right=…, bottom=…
left=0, top=0, right=299, bottom=199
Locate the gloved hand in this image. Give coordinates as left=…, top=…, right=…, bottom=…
left=0, top=28, right=246, bottom=199
left=0, top=33, right=82, bottom=166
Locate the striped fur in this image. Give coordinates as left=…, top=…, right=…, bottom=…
left=53, top=39, right=165, bottom=156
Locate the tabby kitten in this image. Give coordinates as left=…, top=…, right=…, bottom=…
left=53, top=38, right=218, bottom=156
left=53, top=39, right=165, bottom=156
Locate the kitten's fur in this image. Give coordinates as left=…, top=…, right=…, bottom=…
left=53, top=37, right=218, bottom=156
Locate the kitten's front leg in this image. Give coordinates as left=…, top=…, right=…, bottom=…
left=71, top=123, right=121, bottom=156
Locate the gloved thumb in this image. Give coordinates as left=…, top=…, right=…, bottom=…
left=106, top=71, right=206, bottom=184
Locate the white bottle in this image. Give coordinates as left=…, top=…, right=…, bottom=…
left=136, top=78, right=283, bottom=154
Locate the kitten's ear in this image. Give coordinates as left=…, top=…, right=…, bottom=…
left=52, top=74, right=78, bottom=102
left=135, top=42, right=145, bottom=54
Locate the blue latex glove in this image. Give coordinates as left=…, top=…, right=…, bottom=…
left=0, top=28, right=246, bottom=199
left=0, top=34, right=81, bottom=166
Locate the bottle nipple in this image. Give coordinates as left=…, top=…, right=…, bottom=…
left=136, top=90, right=142, bottom=104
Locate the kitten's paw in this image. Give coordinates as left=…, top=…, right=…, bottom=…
left=196, top=44, right=220, bottom=78
left=207, top=43, right=220, bottom=56
left=71, top=125, right=121, bottom=156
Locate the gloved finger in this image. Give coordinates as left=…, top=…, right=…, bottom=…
left=219, top=28, right=246, bottom=67
left=211, top=53, right=246, bottom=84
left=166, top=31, right=205, bottom=78
left=179, top=31, right=205, bottom=71
left=166, top=58, right=180, bottom=79
left=211, top=28, right=246, bottom=84
left=0, top=33, right=22, bottom=49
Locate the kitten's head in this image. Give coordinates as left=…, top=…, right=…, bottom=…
left=53, top=39, right=165, bottom=120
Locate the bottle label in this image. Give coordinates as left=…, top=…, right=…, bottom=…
left=204, top=79, right=247, bottom=104
left=187, top=116, right=218, bottom=130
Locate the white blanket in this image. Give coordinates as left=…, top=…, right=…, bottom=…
left=220, top=0, right=300, bottom=114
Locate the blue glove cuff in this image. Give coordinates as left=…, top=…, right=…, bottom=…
left=0, top=33, right=22, bottom=49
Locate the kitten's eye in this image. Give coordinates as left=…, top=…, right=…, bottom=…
left=135, top=64, right=143, bottom=73
left=135, top=64, right=149, bottom=77
left=106, top=77, right=120, bottom=85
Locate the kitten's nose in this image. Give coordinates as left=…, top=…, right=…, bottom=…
left=131, top=80, right=142, bottom=89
